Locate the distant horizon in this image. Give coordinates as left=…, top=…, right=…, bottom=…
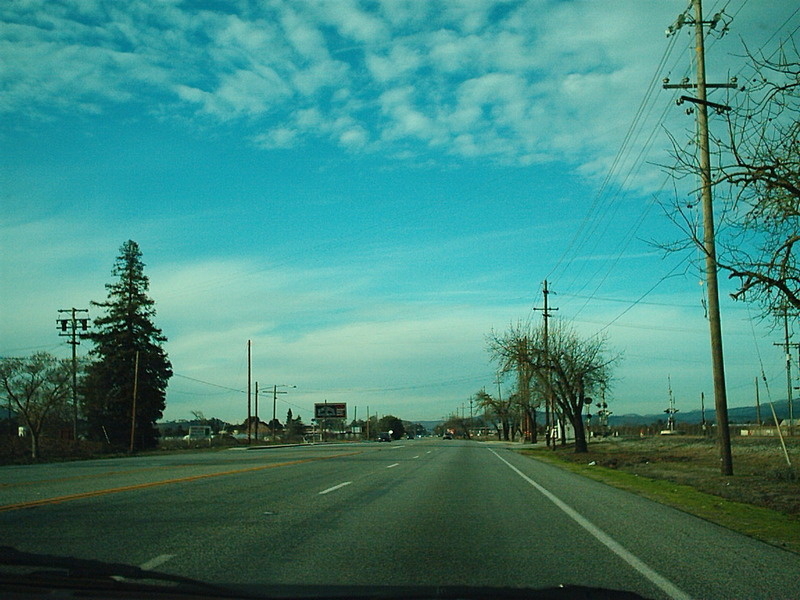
left=152, top=397, right=796, bottom=429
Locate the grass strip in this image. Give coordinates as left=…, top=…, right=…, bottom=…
left=519, top=448, right=800, bottom=555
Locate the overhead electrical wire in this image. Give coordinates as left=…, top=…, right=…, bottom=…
left=542, top=35, right=692, bottom=328
left=544, top=0, right=798, bottom=336
left=545, top=33, right=682, bottom=285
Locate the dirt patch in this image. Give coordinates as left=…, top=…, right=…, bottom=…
left=529, top=435, right=800, bottom=516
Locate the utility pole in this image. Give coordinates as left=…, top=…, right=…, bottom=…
left=773, top=307, right=796, bottom=435
left=700, top=392, right=708, bottom=436
left=129, top=350, right=139, bottom=453
left=254, top=382, right=259, bottom=441
left=754, top=378, right=762, bottom=426
left=664, top=0, right=736, bottom=475
left=533, top=280, right=558, bottom=448
left=247, top=340, right=252, bottom=445
left=271, top=385, right=294, bottom=442
left=774, top=315, right=793, bottom=435
left=57, top=308, right=89, bottom=442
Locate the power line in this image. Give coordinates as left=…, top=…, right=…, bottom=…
left=547, top=31, right=683, bottom=284
left=172, top=373, right=245, bottom=394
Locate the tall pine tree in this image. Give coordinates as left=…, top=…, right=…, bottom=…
left=82, top=241, right=172, bottom=450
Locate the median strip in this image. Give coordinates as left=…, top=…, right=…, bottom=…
left=0, top=451, right=363, bottom=513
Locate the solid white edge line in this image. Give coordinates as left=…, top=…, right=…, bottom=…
left=318, top=481, right=352, bottom=495
left=140, top=554, right=175, bottom=571
left=489, top=448, right=693, bottom=600
left=386, top=463, right=399, bottom=468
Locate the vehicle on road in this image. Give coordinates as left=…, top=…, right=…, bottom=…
left=377, top=432, right=392, bottom=442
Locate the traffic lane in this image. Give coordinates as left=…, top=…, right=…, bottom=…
left=493, top=446, right=800, bottom=600
left=0, top=444, right=371, bottom=508
left=0, top=441, right=436, bottom=570
left=177, top=440, right=676, bottom=599
left=0, top=441, right=700, bottom=598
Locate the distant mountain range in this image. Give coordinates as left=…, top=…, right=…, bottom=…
left=610, top=402, right=794, bottom=426
left=411, top=401, right=797, bottom=430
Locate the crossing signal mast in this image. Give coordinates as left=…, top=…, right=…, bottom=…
left=665, top=376, right=679, bottom=433
left=663, top=0, right=737, bottom=475
left=57, top=308, right=90, bottom=442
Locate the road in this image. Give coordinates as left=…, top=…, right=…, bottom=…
left=1, top=439, right=798, bottom=599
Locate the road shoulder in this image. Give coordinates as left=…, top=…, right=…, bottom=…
left=517, top=446, right=800, bottom=555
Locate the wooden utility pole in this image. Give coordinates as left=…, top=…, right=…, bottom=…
left=57, top=308, right=89, bottom=442
left=774, top=308, right=796, bottom=435
left=272, top=384, right=277, bottom=442
left=533, top=280, right=557, bottom=448
left=664, top=0, right=735, bottom=475
left=754, top=377, right=762, bottom=426
left=247, top=340, right=252, bottom=445
left=271, top=385, right=294, bottom=442
left=129, top=350, right=139, bottom=453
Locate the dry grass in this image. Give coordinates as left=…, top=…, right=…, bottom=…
left=530, top=435, right=800, bottom=514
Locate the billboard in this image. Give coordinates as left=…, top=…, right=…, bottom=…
left=314, top=403, right=347, bottom=419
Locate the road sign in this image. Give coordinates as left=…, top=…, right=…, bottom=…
left=315, top=403, right=347, bottom=419
left=187, top=425, right=212, bottom=439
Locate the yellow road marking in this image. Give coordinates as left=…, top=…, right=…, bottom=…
left=0, top=451, right=362, bottom=513
left=0, top=465, right=194, bottom=489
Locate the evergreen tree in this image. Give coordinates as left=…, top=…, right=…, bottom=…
left=82, top=240, right=172, bottom=450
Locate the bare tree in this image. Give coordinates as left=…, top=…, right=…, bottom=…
left=0, top=353, right=72, bottom=459
left=663, top=42, right=800, bottom=319
left=542, top=321, right=615, bottom=452
left=486, top=322, right=542, bottom=443
left=488, top=320, right=617, bottom=452
left=475, top=388, right=513, bottom=441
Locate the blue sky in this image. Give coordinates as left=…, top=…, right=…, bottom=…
left=2, top=0, right=799, bottom=424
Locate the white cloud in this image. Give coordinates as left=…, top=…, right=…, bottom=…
left=313, top=0, right=388, bottom=44
left=253, top=126, right=298, bottom=149
left=339, top=126, right=369, bottom=148
left=0, top=0, right=699, bottom=175
left=365, top=43, right=424, bottom=82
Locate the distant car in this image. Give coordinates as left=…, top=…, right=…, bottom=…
left=442, top=433, right=453, bottom=440
left=377, top=432, right=392, bottom=442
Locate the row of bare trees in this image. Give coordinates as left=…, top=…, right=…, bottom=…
left=480, top=320, right=618, bottom=453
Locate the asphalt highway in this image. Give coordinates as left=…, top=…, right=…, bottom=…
left=1, top=439, right=798, bottom=599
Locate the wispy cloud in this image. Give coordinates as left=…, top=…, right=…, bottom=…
left=1, top=0, right=684, bottom=172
